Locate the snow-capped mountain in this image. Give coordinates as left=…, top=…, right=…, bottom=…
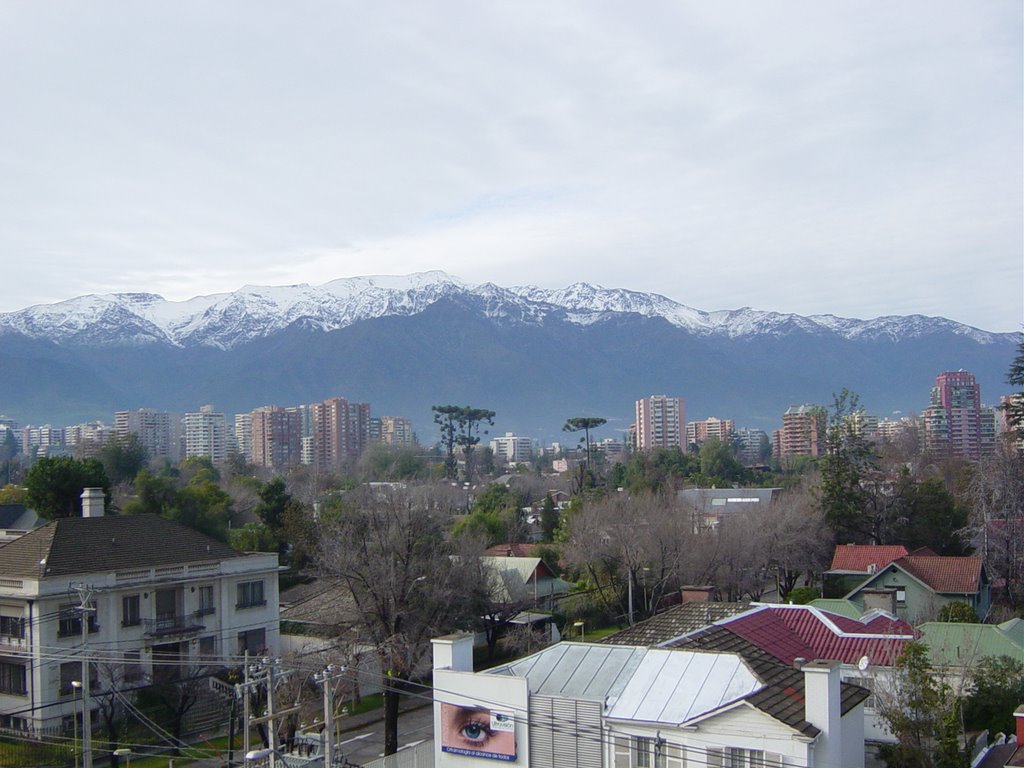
left=0, top=272, right=1001, bottom=349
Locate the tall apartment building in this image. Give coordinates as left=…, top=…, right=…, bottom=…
left=490, top=432, right=533, bottom=464
left=734, top=427, right=769, bottom=466
left=183, top=405, right=229, bottom=464
left=922, top=370, right=985, bottom=460
left=776, top=404, right=824, bottom=459
left=234, top=413, right=253, bottom=461
left=18, top=426, right=64, bottom=458
left=686, top=417, right=735, bottom=448
left=378, top=416, right=416, bottom=448
left=250, top=406, right=304, bottom=469
left=115, top=408, right=181, bottom=463
left=635, top=395, right=686, bottom=451
left=65, top=421, right=115, bottom=456
left=311, top=397, right=371, bottom=468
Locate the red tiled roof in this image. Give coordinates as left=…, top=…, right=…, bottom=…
left=719, top=605, right=913, bottom=667
left=894, top=555, right=984, bottom=594
left=830, top=544, right=908, bottom=572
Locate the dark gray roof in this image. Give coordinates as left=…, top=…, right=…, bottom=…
left=598, top=602, right=751, bottom=646
left=0, top=504, right=41, bottom=530
left=0, top=514, right=245, bottom=578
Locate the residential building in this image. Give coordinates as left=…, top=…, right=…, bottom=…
left=183, top=405, right=229, bottom=463
left=18, top=425, right=65, bottom=458
left=823, top=544, right=911, bottom=598
left=844, top=552, right=991, bottom=622
left=677, top=487, right=782, bottom=530
left=634, top=395, right=685, bottom=451
left=311, top=397, right=371, bottom=468
left=65, top=421, right=115, bottom=456
left=489, top=432, right=533, bottom=464
left=686, top=417, right=734, bottom=448
left=593, top=437, right=626, bottom=460
left=249, top=405, right=303, bottom=469
left=479, top=555, right=573, bottom=610
left=922, top=370, right=986, bottom=460
left=115, top=408, right=181, bottom=463
left=378, top=416, right=416, bottom=448
left=234, top=413, right=253, bottom=461
left=432, top=632, right=869, bottom=768
left=0, top=489, right=279, bottom=733
left=734, top=427, right=769, bottom=465
left=776, top=404, right=824, bottom=459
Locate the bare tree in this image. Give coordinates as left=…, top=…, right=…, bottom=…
left=563, top=491, right=702, bottom=623
left=315, top=484, right=489, bottom=755
left=967, top=444, right=1024, bottom=611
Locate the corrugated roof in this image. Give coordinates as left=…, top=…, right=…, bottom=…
left=918, top=621, right=1024, bottom=667
left=808, top=599, right=863, bottom=619
left=717, top=605, right=914, bottom=666
left=830, top=544, right=908, bottom=572
left=894, top=555, right=985, bottom=594
left=488, top=642, right=647, bottom=701
left=606, top=649, right=761, bottom=725
left=0, top=514, right=245, bottom=578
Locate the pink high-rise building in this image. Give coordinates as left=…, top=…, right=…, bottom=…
left=635, top=395, right=686, bottom=451
left=923, top=370, right=984, bottom=460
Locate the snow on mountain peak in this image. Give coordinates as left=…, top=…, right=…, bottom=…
left=0, top=273, right=1000, bottom=349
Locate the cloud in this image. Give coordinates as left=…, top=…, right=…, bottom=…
left=0, top=1, right=1020, bottom=330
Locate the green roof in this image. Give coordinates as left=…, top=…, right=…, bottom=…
left=807, top=598, right=863, bottom=619
left=918, top=621, right=1024, bottom=667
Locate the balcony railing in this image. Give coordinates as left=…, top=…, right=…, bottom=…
left=142, top=611, right=207, bottom=637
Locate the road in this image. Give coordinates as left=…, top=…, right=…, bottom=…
left=335, top=704, right=434, bottom=766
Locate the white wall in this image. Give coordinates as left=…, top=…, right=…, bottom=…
left=433, top=668, right=529, bottom=767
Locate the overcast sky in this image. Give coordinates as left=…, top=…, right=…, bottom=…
left=1, top=1, right=1021, bottom=331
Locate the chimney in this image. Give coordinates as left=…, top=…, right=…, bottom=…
left=680, top=586, right=716, bottom=603
left=803, top=660, right=845, bottom=768
left=81, top=487, right=105, bottom=518
left=432, top=634, right=474, bottom=673
left=861, top=588, right=897, bottom=615
left=1015, top=704, right=1024, bottom=744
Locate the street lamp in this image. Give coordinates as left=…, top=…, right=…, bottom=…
left=71, top=681, right=83, bottom=768
left=112, top=747, right=132, bottom=768
left=573, top=620, right=584, bottom=641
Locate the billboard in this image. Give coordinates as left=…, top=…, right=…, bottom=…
left=440, top=703, right=517, bottom=761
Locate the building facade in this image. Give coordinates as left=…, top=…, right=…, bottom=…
left=635, top=395, right=686, bottom=451
left=0, top=491, right=279, bottom=733
left=115, top=408, right=181, bottom=463
left=490, top=432, right=533, bottom=464
left=922, top=370, right=985, bottom=460
left=776, top=404, right=824, bottom=460
left=378, top=416, right=416, bottom=448
left=183, top=405, right=229, bottom=464
left=685, top=417, right=735, bottom=448
left=250, top=406, right=304, bottom=469
left=311, top=397, right=371, bottom=468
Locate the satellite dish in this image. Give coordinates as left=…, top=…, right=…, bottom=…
left=857, top=655, right=870, bottom=672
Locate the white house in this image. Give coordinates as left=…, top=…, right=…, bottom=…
left=0, top=489, right=279, bottom=733
left=432, top=634, right=868, bottom=768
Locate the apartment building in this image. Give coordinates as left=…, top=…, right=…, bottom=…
left=115, top=409, right=181, bottom=463
left=250, top=406, right=304, bottom=469
left=685, top=417, right=734, bottom=448
left=922, top=370, right=986, bottom=460
left=634, top=395, right=685, bottom=451
left=183, top=405, right=229, bottom=464
left=489, top=432, right=533, bottom=464
left=775, top=404, right=824, bottom=459
left=311, top=397, right=371, bottom=468
left=0, top=489, right=279, bottom=733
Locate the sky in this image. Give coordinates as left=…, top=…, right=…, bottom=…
left=1, top=1, right=1021, bottom=332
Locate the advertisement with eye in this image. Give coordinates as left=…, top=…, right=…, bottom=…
left=440, top=703, right=517, bottom=761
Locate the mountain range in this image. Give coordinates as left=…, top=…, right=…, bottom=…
left=1, top=272, right=1019, bottom=441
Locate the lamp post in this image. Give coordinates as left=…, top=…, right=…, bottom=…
left=112, top=748, right=132, bottom=768
left=573, top=620, right=584, bottom=641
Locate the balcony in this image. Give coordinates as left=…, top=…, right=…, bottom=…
left=143, top=611, right=207, bottom=638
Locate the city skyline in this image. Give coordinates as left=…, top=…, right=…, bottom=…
left=1, top=2, right=1020, bottom=332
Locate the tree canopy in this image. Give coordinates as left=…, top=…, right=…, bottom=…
left=24, top=456, right=110, bottom=518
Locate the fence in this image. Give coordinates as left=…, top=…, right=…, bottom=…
left=0, top=734, right=73, bottom=768
left=359, top=740, right=433, bottom=768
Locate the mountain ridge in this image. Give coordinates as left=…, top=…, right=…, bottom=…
left=0, top=271, right=1004, bottom=350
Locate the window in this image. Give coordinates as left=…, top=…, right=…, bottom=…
left=0, top=662, right=26, bottom=696
left=236, top=581, right=265, bottom=609
left=198, top=636, right=216, bottom=660
left=708, top=748, right=766, bottom=768
left=60, top=662, right=99, bottom=695
left=122, top=595, right=140, bottom=627
left=237, top=628, right=266, bottom=655
left=197, top=586, right=215, bottom=616
left=895, top=587, right=907, bottom=605
left=634, top=741, right=651, bottom=768
left=0, top=615, right=24, bottom=640
left=58, top=605, right=99, bottom=638
left=635, top=737, right=652, bottom=768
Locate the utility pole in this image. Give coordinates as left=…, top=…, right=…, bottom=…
left=242, top=652, right=250, bottom=760
left=266, top=663, right=276, bottom=768
left=74, top=585, right=95, bottom=768
left=315, top=665, right=347, bottom=768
